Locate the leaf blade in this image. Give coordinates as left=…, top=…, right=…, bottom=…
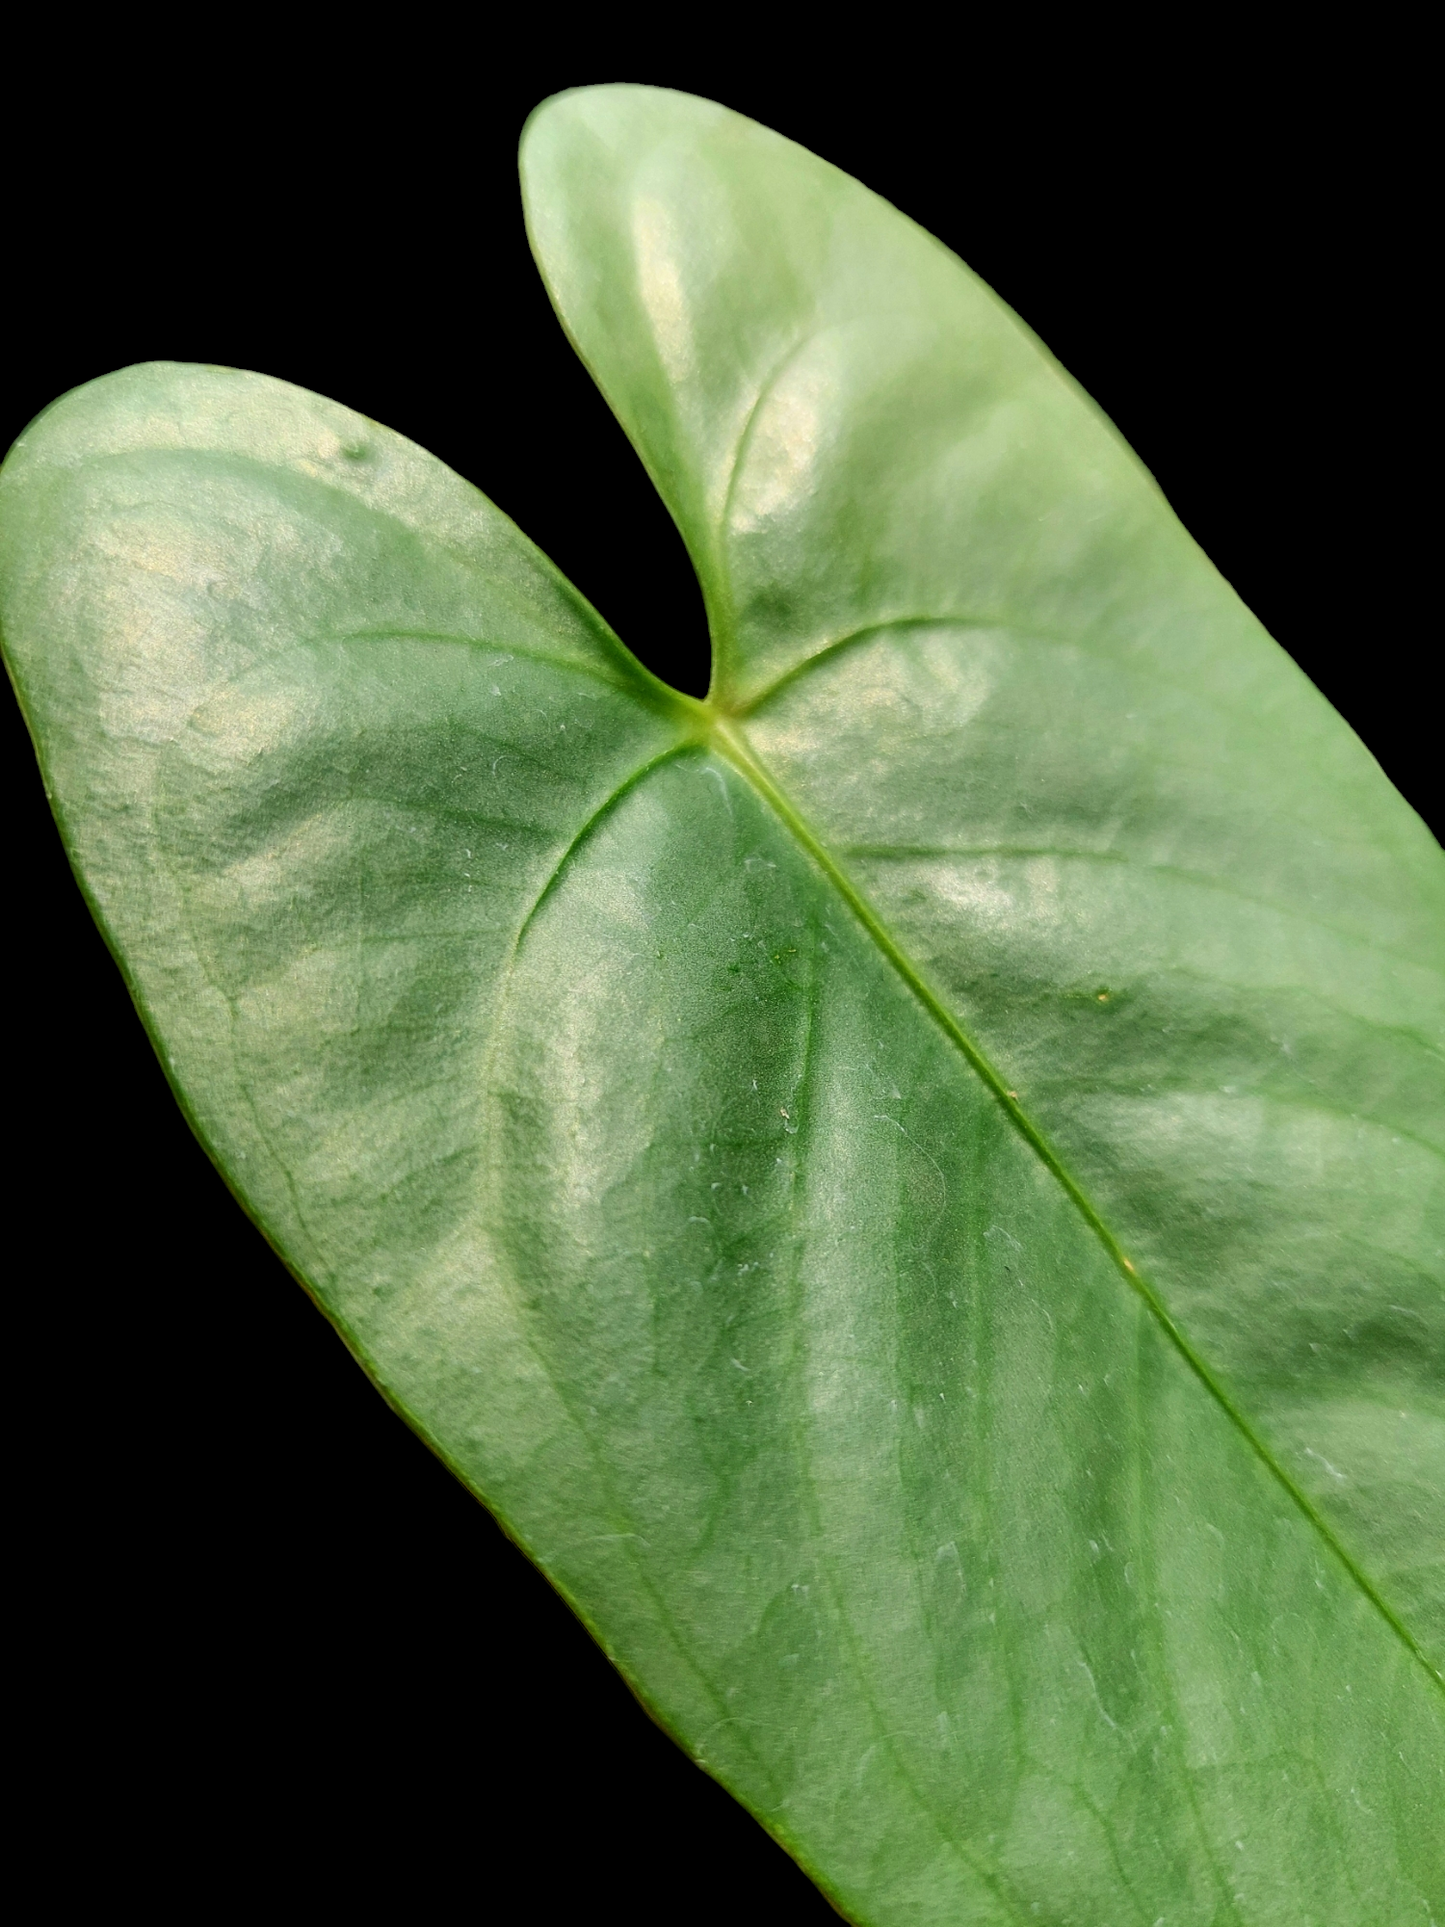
left=2, top=96, right=1442, bottom=1926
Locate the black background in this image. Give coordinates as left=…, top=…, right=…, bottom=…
left=7, top=38, right=1431, bottom=1921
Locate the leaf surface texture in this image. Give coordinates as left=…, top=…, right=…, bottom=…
left=2, top=84, right=1441, bottom=1925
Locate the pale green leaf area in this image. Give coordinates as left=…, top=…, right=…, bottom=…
left=2, top=83, right=1441, bottom=1925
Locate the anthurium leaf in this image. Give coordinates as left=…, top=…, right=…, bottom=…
left=2, top=83, right=1441, bottom=1927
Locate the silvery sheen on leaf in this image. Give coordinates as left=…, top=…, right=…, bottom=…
left=2, top=84, right=1440, bottom=1926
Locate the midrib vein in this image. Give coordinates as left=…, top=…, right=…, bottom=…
left=706, top=715, right=1443, bottom=1693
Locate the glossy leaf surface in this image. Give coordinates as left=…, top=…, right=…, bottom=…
left=3, top=85, right=1442, bottom=1925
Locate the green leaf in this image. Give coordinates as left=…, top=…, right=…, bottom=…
left=3, top=82, right=1441, bottom=1925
